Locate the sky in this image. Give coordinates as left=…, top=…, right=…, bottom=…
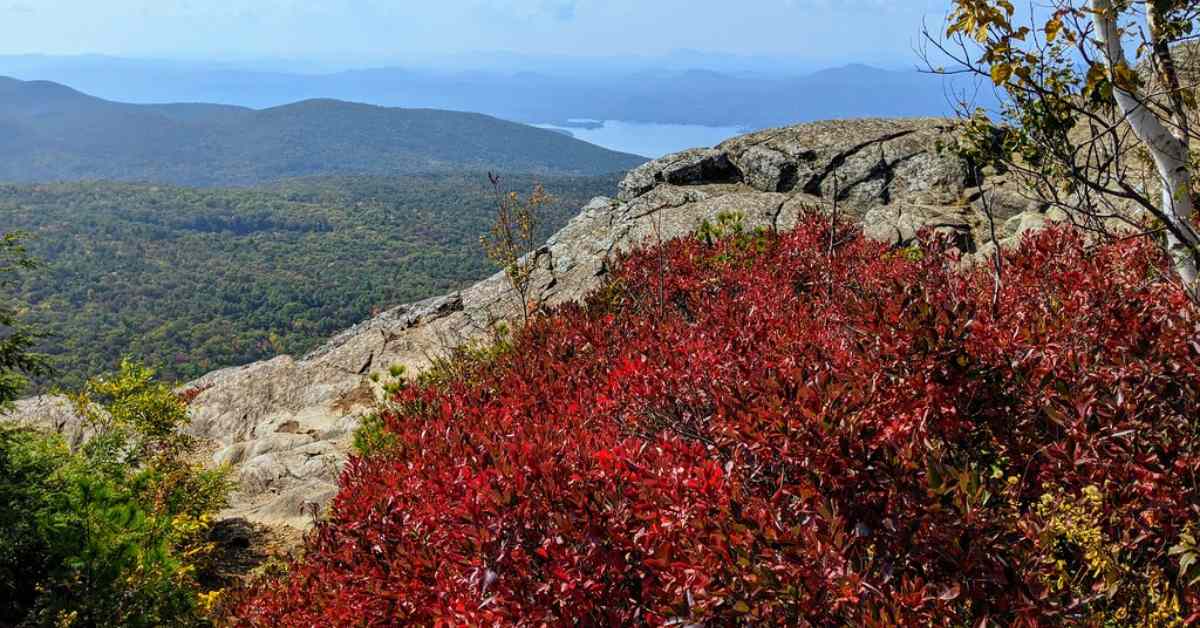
left=0, top=0, right=954, bottom=69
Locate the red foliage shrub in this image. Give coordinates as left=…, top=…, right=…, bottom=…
left=228, top=217, right=1200, bottom=626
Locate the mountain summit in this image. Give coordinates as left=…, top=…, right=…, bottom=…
left=10, top=117, right=1058, bottom=530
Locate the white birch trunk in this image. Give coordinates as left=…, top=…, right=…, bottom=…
left=1090, top=0, right=1200, bottom=301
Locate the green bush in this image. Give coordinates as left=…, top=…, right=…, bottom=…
left=0, top=360, right=230, bottom=627
left=693, top=211, right=772, bottom=265
left=351, top=413, right=399, bottom=460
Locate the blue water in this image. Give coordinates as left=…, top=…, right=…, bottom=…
left=535, top=119, right=748, bottom=159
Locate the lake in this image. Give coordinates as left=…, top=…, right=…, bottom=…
left=534, top=119, right=749, bottom=159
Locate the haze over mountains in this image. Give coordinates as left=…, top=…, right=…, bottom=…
left=0, top=55, right=979, bottom=130
left=0, top=76, right=644, bottom=186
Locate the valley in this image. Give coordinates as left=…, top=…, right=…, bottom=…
left=2, top=173, right=618, bottom=388
left=0, top=75, right=642, bottom=389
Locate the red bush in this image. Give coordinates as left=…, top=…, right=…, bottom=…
left=229, top=217, right=1200, bottom=626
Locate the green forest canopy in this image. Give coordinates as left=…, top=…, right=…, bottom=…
left=1, top=173, right=618, bottom=389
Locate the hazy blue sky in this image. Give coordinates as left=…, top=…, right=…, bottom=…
left=0, top=0, right=952, bottom=68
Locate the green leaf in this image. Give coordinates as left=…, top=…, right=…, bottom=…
left=1180, top=551, right=1196, bottom=576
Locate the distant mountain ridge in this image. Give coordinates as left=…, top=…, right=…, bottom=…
left=0, top=76, right=645, bottom=186
left=0, top=56, right=987, bottom=130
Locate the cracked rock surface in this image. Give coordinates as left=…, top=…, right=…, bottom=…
left=6, top=117, right=1058, bottom=532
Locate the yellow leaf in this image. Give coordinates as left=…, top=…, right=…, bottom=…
left=1045, top=17, right=1062, bottom=42
left=1113, top=62, right=1139, bottom=91
left=991, top=63, right=1013, bottom=85
left=1084, top=62, right=1107, bottom=95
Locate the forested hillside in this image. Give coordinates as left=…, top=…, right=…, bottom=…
left=2, top=174, right=617, bottom=388
left=0, top=77, right=645, bottom=185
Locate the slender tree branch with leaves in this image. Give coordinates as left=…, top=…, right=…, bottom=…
left=481, top=173, right=550, bottom=327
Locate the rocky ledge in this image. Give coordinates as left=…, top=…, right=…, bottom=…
left=7, top=117, right=1061, bottom=530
